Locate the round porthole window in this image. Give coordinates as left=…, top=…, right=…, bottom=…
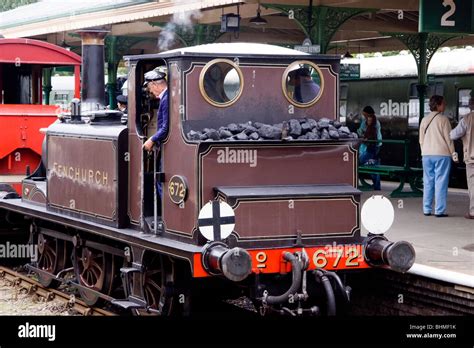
left=199, top=59, right=244, bottom=107
left=282, top=60, right=324, bottom=108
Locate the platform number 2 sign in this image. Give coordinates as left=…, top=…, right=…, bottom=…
left=441, top=0, right=456, bottom=27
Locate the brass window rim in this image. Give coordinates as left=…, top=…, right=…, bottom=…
left=282, top=60, right=324, bottom=108
left=199, top=58, right=244, bottom=108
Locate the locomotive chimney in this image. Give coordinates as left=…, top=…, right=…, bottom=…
left=77, top=29, right=108, bottom=112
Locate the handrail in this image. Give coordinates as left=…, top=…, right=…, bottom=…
left=361, top=139, right=409, bottom=145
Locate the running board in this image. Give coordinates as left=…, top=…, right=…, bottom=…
left=111, top=296, right=147, bottom=310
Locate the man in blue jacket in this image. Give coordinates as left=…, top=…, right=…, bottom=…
left=143, top=69, right=169, bottom=152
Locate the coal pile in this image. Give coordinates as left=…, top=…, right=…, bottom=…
left=187, top=118, right=358, bottom=141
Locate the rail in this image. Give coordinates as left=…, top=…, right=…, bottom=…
left=0, top=266, right=115, bottom=316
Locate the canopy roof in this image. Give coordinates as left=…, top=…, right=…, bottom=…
left=0, top=0, right=148, bottom=30
left=0, top=0, right=473, bottom=55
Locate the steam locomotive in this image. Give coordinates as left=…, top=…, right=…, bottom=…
left=0, top=30, right=415, bottom=316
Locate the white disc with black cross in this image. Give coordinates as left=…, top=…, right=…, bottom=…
left=198, top=200, right=235, bottom=241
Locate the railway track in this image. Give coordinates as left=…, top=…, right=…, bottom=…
left=0, top=266, right=115, bottom=316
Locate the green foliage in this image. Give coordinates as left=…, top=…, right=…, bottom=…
left=1, top=0, right=38, bottom=12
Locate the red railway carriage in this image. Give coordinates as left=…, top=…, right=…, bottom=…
left=0, top=31, right=415, bottom=316
left=0, top=39, right=81, bottom=194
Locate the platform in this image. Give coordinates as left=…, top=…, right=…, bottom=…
left=360, top=181, right=474, bottom=280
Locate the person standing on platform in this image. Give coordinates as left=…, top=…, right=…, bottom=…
left=357, top=106, right=382, bottom=153
left=359, top=114, right=381, bottom=190
left=450, top=96, right=474, bottom=219
left=419, top=95, right=455, bottom=217
left=358, top=106, right=382, bottom=190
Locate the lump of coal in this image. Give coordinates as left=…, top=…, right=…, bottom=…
left=329, top=130, right=340, bottom=139
left=328, top=125, right=337, bottom=132
left=187, top=130, right=201, bottom=140
left=258, top=125, right=281, bottom=139
left=333, top=121, right=342, bottom=129
left=228, top=123, right=240, bottom=133
left=289, top=119, right=302, bottom=137
left=249, top=132, right=260, bottom=140
left=219, top=129, right=233, bottom=139
left=244, top=125, right=258, bottom=135
left=235, top=132, right=249, bottom=141
left=253, top=122, right=264, bottom=129
left=320, top=129, right=330, bottom=140
left=318, top=118, right=331, bottom=129
left=339, top=126, right=351, bottom=135
left=301, top=122, right=312, bottom=133
left=205, top=129, right=220, bottom=140
left=307, top=118, right=318, bottom=129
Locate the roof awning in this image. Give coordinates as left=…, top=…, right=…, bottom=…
left=0, top=0, right=241, bottom=38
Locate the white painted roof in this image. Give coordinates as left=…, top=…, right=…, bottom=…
left=163, top=42, right=308, bottom=56
left=342, top=47, right=474, bottom=78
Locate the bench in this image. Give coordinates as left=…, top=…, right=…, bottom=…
left=358, top=139, right=423, bottom=198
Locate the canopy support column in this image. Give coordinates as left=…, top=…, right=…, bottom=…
left=42, top=67, right=52, bottom=105
left=105, top=35, right=149, bottom=108
left=390, top=32, right=456, bottom=123
left=106, top=35, right=119, bottom=109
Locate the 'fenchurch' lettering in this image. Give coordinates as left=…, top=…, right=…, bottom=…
left=53, top=163, right=109, bottom=186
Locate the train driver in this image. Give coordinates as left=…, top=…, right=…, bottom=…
left=292, top=67, right=320, bottom=103
left=143, top=69, right=169, bottom=152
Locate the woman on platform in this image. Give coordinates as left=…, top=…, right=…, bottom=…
left=359, top=113, right=381, bottom=190
left=419, top=95, right=455, bottom=217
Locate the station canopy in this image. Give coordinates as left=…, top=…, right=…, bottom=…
left=0, top=0, right=473, bottom=55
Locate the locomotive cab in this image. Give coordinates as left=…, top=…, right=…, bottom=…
left=126, top=44, right=360, bottom=245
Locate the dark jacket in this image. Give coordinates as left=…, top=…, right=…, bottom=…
left=151, top=89, right=169, bottom=144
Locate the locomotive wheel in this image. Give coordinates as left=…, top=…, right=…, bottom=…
left=35, top=233, right=68, bottom=288
left=73, top=246, right=115, bottom=307
left=138, top=254, right=176, bottom=316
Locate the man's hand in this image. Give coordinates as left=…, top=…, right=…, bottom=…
left=143, top=138, right=155, bottom=152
